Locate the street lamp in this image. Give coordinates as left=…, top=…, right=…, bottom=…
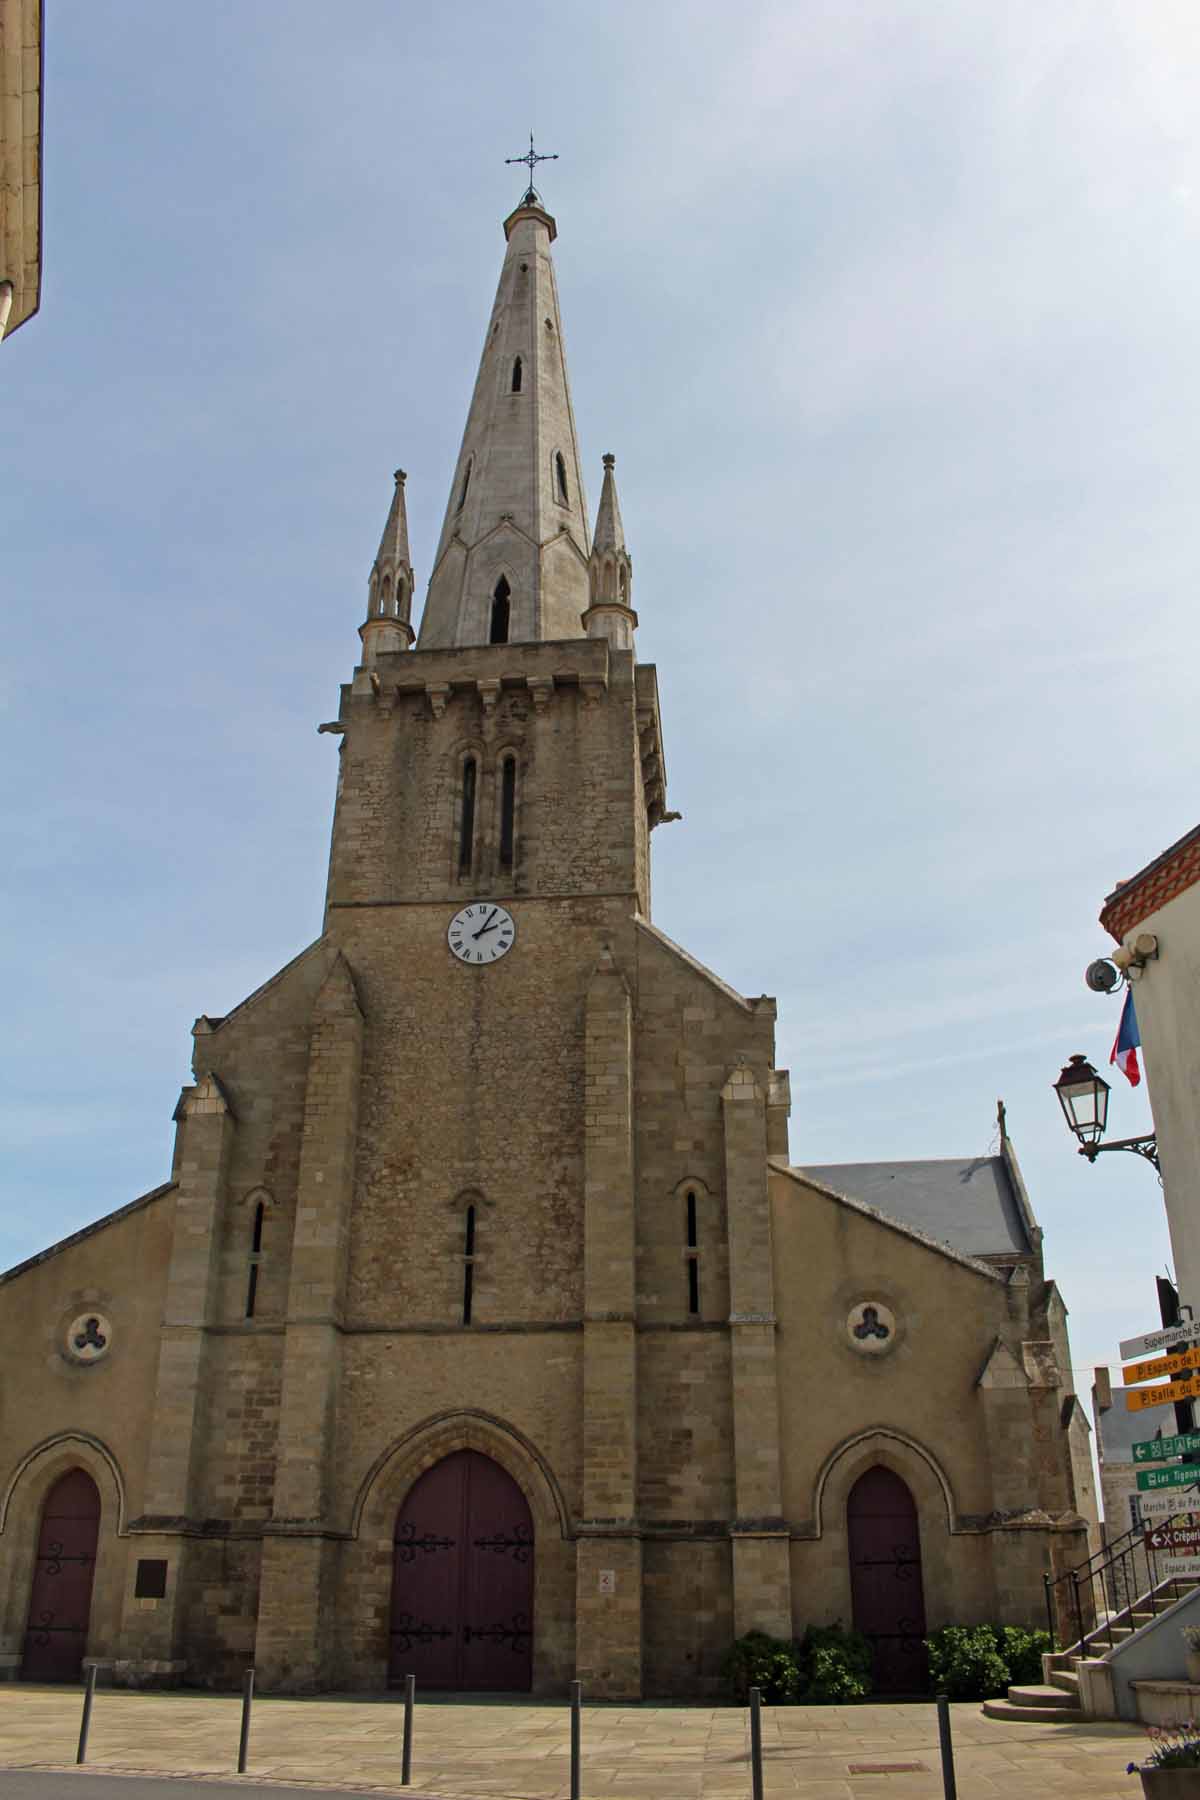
left=1053, top=1052, right=1159, bottom=1169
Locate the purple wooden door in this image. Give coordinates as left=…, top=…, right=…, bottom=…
left=847, top=1466, right=928, bottom=1693
left=389, top=1450, right=532, bottom=1691
left=23, top=1470, right=100, bottom=1683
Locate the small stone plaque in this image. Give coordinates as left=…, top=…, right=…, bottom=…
left=597, top=1569, right=616, bottom=1594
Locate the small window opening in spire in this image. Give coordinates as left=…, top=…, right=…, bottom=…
left=511, top=356, right=523, bottom=393
left=459, top=758, right=477, bottom=876
left=246, top=1200, right=266, bottom=1319
left=619, top=566, right=629, bottom=604
left=499, top=756, right=517, bottom=871
left=555, top=451, right=569, bottom=504
left=462, top=1204, right=476, bottom=1326
left=457, top=459, right=472, bottom=513
left=490, top=576, right=511, bottom=645
left=685, top=1189, right=699, bottom=1316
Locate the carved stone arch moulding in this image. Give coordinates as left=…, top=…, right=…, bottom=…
left=241, top=1185, right=274, bottom=1209
left=810, top=1427, right=958, bottom=1540
left=349, top=1408, right=570, bottom=1544
left=446, top=1186, right=493, bottom=1214
left=0, top=1431, right=128, bottom=1539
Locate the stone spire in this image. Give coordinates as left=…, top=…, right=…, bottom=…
left=582, top=454, right=637, bottom=651
left=416, top=199, right=591, bottom=649
left=360, top=469, right=415, bottom=666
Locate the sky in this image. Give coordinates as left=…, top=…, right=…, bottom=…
left=3, top=1, right=1198, bottom=1411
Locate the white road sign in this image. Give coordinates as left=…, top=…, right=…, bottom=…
left=1139, top=1491, right=1200, bottom=1522
left=1120, top=1323, right=1200, bottom=1361
left=1158, top=1556, right=1200, bottom=1580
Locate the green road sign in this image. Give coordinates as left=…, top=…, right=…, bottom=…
left=1137, top=1464, right=1200, bottom=1492
left=1133, top=1431, right=1200, bottom=1465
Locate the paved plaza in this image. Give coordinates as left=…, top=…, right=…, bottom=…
left=0, top=1686, right=1157, bottom=1799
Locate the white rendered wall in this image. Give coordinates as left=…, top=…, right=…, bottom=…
left=1120, top=881, right=1200, bottom=1314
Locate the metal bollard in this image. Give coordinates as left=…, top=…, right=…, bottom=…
left=237, top=1666, right=255, bottom=1774
left=936, top=1692, right=957, bottom=1800
left=401, top=1672, right=415, bottom=1785
left=749, top=1685, right=764, bottom=1800
left=570, top=1679, right=582, bottom=1800
left=76, top=1664, right=98, bottom=1765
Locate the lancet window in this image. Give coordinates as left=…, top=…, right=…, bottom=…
left=490, top=577, right=511, bottom=645
left=511, top=356, right=522, bottom=393
left=458, top=757, right=478, bottom=875
left=499, top=755, right=517, bottom=872
left=245, top=1193, right=269, bottom=1318
left=555, top=451, right=569, bottom=503
left=462, top=1203, right=477, bottom=1325
left=457, top=458, right=472, bottom=512
left=685, top=1187, right=700, bottom=1316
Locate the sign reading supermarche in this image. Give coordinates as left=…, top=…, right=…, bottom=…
left=1120, top=1324, right=1200, bottom=1361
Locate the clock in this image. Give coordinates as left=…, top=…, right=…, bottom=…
left=447, top=902, right=516, bottom=965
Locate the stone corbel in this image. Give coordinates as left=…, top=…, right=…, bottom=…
left=580, top=673, right=607, bottom=706
left=527, top=675, right=554, bottom=713
left=426, top=682, right=450, bottom=720
left=477, top=678, right=501, bottom=715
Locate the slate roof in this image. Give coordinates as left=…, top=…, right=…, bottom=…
left=1096, top=1389, right=1178, bottom=1463
left=794, top=1156, right=1031, bottom=1259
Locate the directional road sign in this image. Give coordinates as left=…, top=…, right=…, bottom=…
left=1132, top=1431, right=1200, bottom=1464
left=1145, top=1522, right=1200, bottom=1555
left=1121, top=1324, right=1200, bottom=1361
left=1138, top=1465, right=1200, bottom=1492
left=1159, top=1556, right=1200, bottom=1580
left=1125, top=1346, right=1200, bottom=1387
left=1137, top=1491, right=1200, bottom=1522
left=1126, top=1373, right=1200, bottom=1412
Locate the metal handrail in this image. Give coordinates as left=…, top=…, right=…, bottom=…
left=1044, top=1515, right=1191, bottom=1655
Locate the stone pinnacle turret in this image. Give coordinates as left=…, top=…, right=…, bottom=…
left=416, top=199, right=591, bottom=649
left=583, top=454, right=637, bottom=651
left=360, top=469, right=415, bottom=666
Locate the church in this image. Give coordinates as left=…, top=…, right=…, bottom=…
left=0, top=187, right=1097, bottom=1699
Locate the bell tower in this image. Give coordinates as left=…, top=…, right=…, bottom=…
left=322, top=198, right=668, bottom=923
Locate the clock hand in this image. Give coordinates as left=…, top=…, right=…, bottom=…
left=472, top=908, right=498, bottom=940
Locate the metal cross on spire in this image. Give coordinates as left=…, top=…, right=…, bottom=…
left=505, top=132, right=558, bottom=205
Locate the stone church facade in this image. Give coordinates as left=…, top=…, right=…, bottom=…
left=0, top=194, right=1097, bottom=1698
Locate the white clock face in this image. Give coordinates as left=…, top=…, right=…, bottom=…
left=448, top=903, right=516, bottom=965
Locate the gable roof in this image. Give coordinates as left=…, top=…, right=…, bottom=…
left=0, top=1180, right=176, bottom=1287
left=792, top=1155, right=1032, bottom=1259
left=1096, top=1387, right=1177, bottom=1463
left=772, top=1160, right=1006, bottom=1283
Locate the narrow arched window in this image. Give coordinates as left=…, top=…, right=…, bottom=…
left=246, top=1200, right=265, bottom=1319
left=555, top=451, right=569, bottom=503
left=381, top=576, right=392, bottom=615
left=459, top=757, right=477, bottom=875
left=685, top=1189, right=699, bottom=1316
left=463, top=1204, right=476, bottom=1325
left=511, top=356, right=522, bottom=393
left=619, top=565, right=629, bottom=604
left=457, top=458, right=472, bottom=512
left=499, top=755, right=517, bottom=871
left=490, top=576, right=511, bottom=645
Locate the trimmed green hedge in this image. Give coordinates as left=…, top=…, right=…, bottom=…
left=924, top=1624, right=1052, bottom=1700
left=721, top=1626, right=873, bottom=1704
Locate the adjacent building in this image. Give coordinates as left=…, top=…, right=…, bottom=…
left=1101, top=827, right=1200, bottom=1316
left=0, top=0, right=42, bottom=339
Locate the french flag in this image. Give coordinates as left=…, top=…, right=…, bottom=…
left=1111, top=988, right=1142, bottom=1087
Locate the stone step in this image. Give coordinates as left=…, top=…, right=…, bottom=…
left=1049, top=1668, right=1079, bottom=1695
left=982, top=1696, right=1081, bottom=1723
left=1005, top=1683, right=1081, bottom=1710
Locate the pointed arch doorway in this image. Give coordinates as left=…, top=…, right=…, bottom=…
left=847, top=1466, right=928, bottom=1693
left=389, top=1449, right=533, bottom=1691
left=22, top=1469, right=101, bottom=1682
